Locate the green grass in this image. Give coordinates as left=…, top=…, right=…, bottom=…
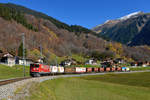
left=130, top=66, right=150, bottom=71
left=0, top=64, right=29, bottom=80
left=71, top=54, right=87, bottom=63
left=82, top=72, right=150, bottom=88
left=25, top=72, right=150, bottom=100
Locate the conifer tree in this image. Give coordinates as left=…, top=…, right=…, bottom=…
left=18, top=43, right=27, bottom=57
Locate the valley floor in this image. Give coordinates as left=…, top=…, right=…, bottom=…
left=24, top=72, right=150, bottom=100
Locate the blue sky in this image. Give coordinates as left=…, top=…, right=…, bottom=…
left=0, top=0, right=150, bottom=29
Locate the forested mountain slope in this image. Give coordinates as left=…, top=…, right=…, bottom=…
left=0, top=3, right=150, bottom=63
left=93, top=12, right=150, bottom=46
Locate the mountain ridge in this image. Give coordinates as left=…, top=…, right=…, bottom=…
left=92, top=11, right=150, bottom=45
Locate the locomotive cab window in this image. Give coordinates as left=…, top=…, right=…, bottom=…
left=35, top=64, right=39, bottom=68
left=30, top=64, right=39, bottom=68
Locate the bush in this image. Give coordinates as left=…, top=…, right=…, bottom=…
left=91, top=51, right=115, bottom=60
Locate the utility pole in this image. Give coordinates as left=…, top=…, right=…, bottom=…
left=22, top=33, right=25, bottom=77
left=40, top=45, right=43, bottom=64
left=56, top=56, right=58, bottom=67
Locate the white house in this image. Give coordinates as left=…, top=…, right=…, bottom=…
left=0, top=53, right=15, bottom=67
left=60, top=59, right=77, bottom=66
left=19, top=59, right=33, bottom=66
left=85, top=59, right=98, bottom=65
left=37, top=58, right=44, bottom=63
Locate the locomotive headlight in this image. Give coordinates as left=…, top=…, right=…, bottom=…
left=41, top=65, right=44, bottom=68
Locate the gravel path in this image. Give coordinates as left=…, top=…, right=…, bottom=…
left=0, top=70, right=149, bottom=100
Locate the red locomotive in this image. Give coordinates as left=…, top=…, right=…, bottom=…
left=30, top=63, right=51, bottom=77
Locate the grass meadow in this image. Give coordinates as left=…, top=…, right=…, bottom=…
left=25, top=72, right=150, bottom=100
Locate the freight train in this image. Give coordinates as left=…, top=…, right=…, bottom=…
left=30, top=63, right=130, bottom=77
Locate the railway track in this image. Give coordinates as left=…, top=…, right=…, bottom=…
left=0, top=77, right=31, bottom=86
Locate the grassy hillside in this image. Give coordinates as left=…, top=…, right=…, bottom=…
left=25, top=72, right=150, bottom=100
left=0, top=64, right=29, bottom=80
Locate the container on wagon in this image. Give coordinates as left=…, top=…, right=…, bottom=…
left=116, top=67, right=122, bottom=71
left=51, top=66, right=58, bottom=73
left=86, top=68, right=92, bottom=73
left=57, top=67, right=64, bottom=73
left=64, top=67, right=76, bottom=73
left=99, top=67, right=104, bottom=72
left=106, top=67, right=111, bottom=72
left=122, top=67, right=126, bottom=72
left=76, top=67, right=86, bottom=73
left=93, top=67, right=99, bottom=72
left=126, top=67, right=130, bottom=71
left=111, top=67, right=116, bottom=72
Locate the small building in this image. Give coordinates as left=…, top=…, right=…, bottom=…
left=130, top=62, right=137, bottom=67
left=142, top=64, right=147, bottom=67
left=85, top=59, right=98, bottom=65
left=148, top=62, right=150, bottom=66
left=60, top=59, right=77, bottom=66
left=60, top=60, right=72, bottom=66
left=101, top=61, right=113, bottom=68
left=114, top=58, right=125, bottom=64
left=37, top=58, right=44, bottom=64
left=19, top=58, right=33, bottom=66
left=15, top=56, right=34, bottom=66
left=141, top=62, right=149, bottom=67
left=0, top=53, right=15, bottom=67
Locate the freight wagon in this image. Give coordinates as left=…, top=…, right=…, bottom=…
left=64, top=67, right=76, bottom=73
left=105, top=67, right=111, bottom=72
left=99, top=67, right=104, bottom=72
left=51, top=66, right=58, bottom=73
left=111, top=67, right=116, bottom=72
left=86, top=68, right=92, bottom=73
left=76, top=67, right=86, bottom=73
left=93, top=68, right=99, bottom=72
left=57, top=67, right=65, bottom=73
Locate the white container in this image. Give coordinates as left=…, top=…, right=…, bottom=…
left=76, top=67, right=86, bottom=73
left=51, top=66, right=58, bottom=73
left=126, top=67, right=130, bottom=71
left=122, top=67, right=126, bottom=72
left=58, top=67, right=64, bottom=73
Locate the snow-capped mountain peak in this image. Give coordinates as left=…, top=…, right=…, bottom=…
left=119, top=11, right=143, bottom=20
left=93, top=20, right=112, bottom=29
left=104, top=20, right=110, bottom=24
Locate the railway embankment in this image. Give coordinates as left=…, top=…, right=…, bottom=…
left=0, top=76, right=57, bottom=100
